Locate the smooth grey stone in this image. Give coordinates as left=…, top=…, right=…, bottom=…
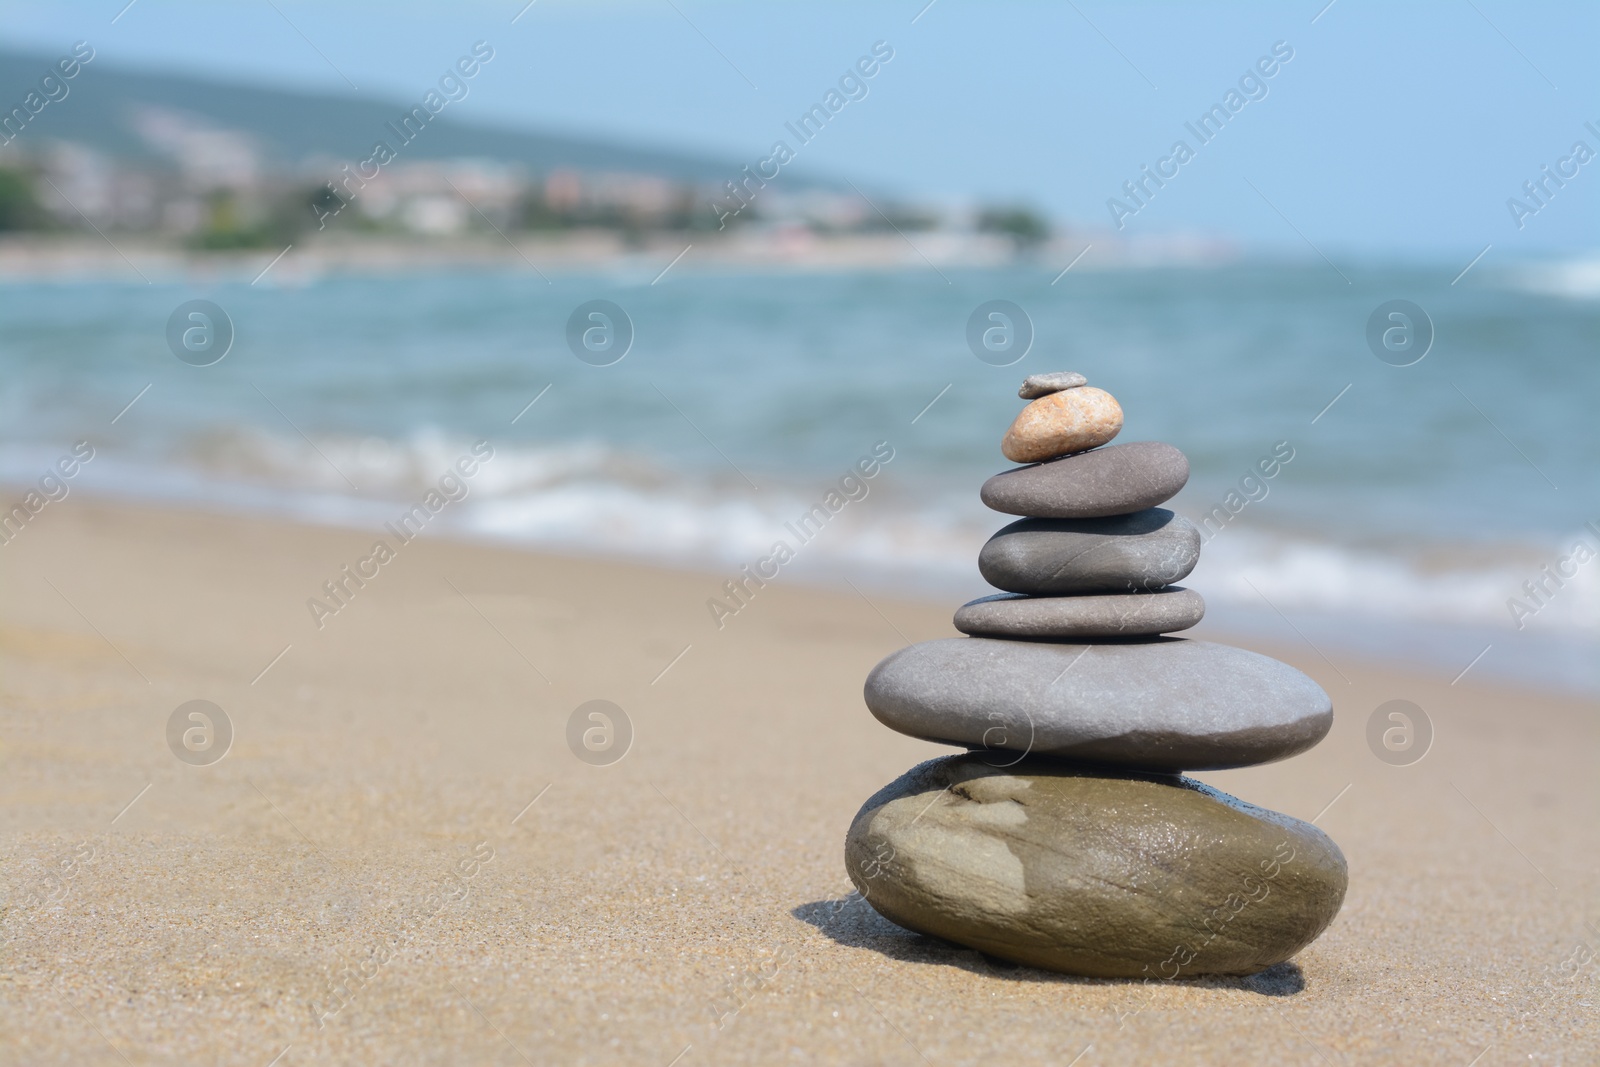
left=979, top=509, right=1201, bottom=594
left=845, top=754, right=1348, bottom=978
left=981, top=441, right=1189, bottom=518
left=1018, top=371, right=1088, bottom=399
left=954, top=588, right=1204, bottom=638
left=863, top=637, right=1332, bottom=771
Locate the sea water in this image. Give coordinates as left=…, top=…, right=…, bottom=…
left=1, top=256, right=1595, bottom=693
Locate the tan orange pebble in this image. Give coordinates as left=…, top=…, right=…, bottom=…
left=1000, top=386, right=1123, bottom=463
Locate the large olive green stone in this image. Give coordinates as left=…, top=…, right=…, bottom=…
left=845, top=755, right=1347, bottom=978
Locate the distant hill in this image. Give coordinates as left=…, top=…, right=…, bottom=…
left=0, top=47, right=746, bottom=182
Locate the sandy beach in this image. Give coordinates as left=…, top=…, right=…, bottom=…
left=1, top=498, right=1594, bottom=1066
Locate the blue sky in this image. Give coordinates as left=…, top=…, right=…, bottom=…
left=1, top=0, right=1596, bottom=257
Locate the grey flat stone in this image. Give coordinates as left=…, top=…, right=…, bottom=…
left=863, top=637, right=1332, bottom=771
left=979, top=509, right=1200, bottom=594
left=981, top=441, right=1189, bottom=518
left=954, top=588, right=1204, bottom=638
left=1018, top=371, right=1088, bottom=399
left=845, top=755, right=1348, bottom=977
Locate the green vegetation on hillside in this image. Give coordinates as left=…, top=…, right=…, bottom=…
left=0, top=167, right=48, bottom=231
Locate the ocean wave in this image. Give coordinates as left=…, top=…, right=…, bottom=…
left=1193, top=527, right=1600, bottom=636
left=8, top=428, right=1595, bottom=645
left=1499, top=257, right=1600, bottom=299
left=170, top=424, right=686, bottom=498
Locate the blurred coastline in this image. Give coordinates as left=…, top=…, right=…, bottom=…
left=0, top=228, right=1231, bottom=281
left=0, top=44, right=1214, bottom=277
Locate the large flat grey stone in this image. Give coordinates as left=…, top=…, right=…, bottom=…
left=978, top=509, right=1200, bottom=594
left=863, top=637, right=1332, bottom=771
left=845, top=755, right=1348, bottom=978
left=981, top=441, right=1189, bottom=518
left=954, top=588, right=1204, bottom=638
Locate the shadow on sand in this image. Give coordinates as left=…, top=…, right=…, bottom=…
left=792, top=895, right=1305, bottom=997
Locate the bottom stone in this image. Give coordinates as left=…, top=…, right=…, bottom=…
left=844, top=755, right=1347, bottom=978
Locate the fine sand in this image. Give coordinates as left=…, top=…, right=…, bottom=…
left=1, top=499, right=1595, bottom=1065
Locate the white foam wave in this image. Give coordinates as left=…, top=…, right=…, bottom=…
left=1192, top=525, right=1600, bottom=636
left=1500, top=257, right=1600, bottom=299
left=9, top=429, right=1598, bottom=643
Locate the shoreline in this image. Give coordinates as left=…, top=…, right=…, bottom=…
left=0, top=234, right=1583, bottom=284
left=0, top=230, right=1237, bottom=282
left=5, top=483, right=1591, bottom=700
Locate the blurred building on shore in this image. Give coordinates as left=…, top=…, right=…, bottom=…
left=0, top=103, right=1060, bottom=256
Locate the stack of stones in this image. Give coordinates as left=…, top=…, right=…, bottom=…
left=844, top=372, right=1347, bottom=978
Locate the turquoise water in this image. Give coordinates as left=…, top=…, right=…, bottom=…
left=2, top=257, right=1596, bottom=691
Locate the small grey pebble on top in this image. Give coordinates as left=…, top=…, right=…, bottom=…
left=1018, top=371, right=1088, bottom=399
